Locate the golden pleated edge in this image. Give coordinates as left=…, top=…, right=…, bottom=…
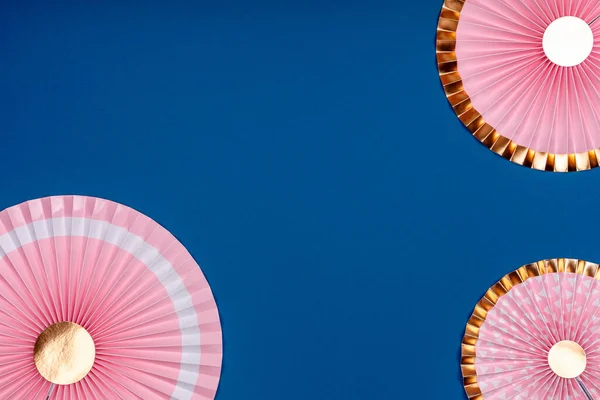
left=462, top=258, right=600, bottom=399
left=436, top=0, right=600, bottom=172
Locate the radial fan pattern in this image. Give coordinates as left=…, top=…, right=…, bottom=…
left=476, top=272, right=600, bottom=399
left=437, top=0, right=600, bottom=171
left=0, top=196, right=222, bottom=399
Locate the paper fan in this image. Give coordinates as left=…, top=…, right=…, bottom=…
left=437, top=0, right=600, bottom=172
left=0, top=195, right=222, bottom=399
left=461, top=258, right=600, bottom=399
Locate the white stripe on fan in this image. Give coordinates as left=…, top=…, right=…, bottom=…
left=0, top=217, right=200, bottom=400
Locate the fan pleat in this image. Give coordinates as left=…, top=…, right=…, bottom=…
left=482, top=57, right=549, bottom=138
left=505, top=2, right=548, bottom=31
left=476, top=272, right=600, bottom=398
left=7, top=206, right=57, bottom=327
left=94, top=356, right=180, bottom=399
left=513, top=279, right=557, bottom=344
left=0, top=196, right=222, bottom=399
left=0, top=215, right=49, bottom=332
left=456, top=0, right=600, bottom=155
left=582, top=376, right=600, bottom=397
left=466, top=1, right=545, bottom=35
left=575, top=63, right=600, bottom=150
left=87, top=252, right=190, bottom=337
left=74, top=201, right=119, bottom=326
left=4, top=371, right=45, bottom=398
left=93, top=277, right=211, bottom=341
left=77, top=237, right=145, bottom=329
left=83, top=238, right=166, bottom=330
left=87, top=365, right=141, bottom=399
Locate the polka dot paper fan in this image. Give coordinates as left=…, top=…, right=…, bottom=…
left=437, top=0, right=600, bottom=172
left=462, top=258, right=600, bottom=399
left=0, top=195, right=222, bottom=399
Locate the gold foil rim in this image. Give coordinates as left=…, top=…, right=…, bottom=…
left=461, top=258, right=600, bottom=399
left=436, top=0, right=599, bottom=172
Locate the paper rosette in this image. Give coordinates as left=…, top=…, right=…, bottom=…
left=461, top=258, right=600, bottom=399
left=437, top=0, right=600, bottom=171
left=0, top=196, right=222, bottom=399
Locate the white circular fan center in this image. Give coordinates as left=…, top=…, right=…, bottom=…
left=543, top=17, right=594, bottom=67
left=548, top=340, right=586, bottom=379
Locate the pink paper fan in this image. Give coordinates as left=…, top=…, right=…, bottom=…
left=437, top=0, right=600, bottom=171
left=0, top=195, right=222, bottom=399
left=469, top=268, right=600, bottom=399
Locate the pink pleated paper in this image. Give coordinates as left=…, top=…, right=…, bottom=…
left=477, top=272, right=600, bottom=399
left=0, top=196, right=222, bottom=399
left=457, top=1, right=600, bottom=154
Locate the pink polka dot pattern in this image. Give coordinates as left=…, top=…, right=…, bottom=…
left=477, top=272, right=600, bottom=399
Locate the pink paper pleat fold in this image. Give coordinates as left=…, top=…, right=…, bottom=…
left=0, top=195, right=222, bottom=399
left=457, top=0, right=600, bottom=154
left=477, top=272, right=600, bottom=399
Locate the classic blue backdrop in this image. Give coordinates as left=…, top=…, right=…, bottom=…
left=1, top=0, right=597, bottom=398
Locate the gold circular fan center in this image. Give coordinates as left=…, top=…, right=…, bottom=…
left=548, top=340, right=586, bottom=379
left=34, top=322, right=95, bottom=385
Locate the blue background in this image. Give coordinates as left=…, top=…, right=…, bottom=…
left=1, top=1, right=598, bottom=398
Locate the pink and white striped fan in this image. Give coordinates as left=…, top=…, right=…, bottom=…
left=437, top=0, right=600, bottom=171
left=469, top=269, right=600, bottom=399
left=0, top=195, right=222, bottom=399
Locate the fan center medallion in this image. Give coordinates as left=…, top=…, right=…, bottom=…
left=543, top=16, right=594, bottom=67
left=548, top=340, right=586, bottom=379
left=34, top=322, right=95, bottom=385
